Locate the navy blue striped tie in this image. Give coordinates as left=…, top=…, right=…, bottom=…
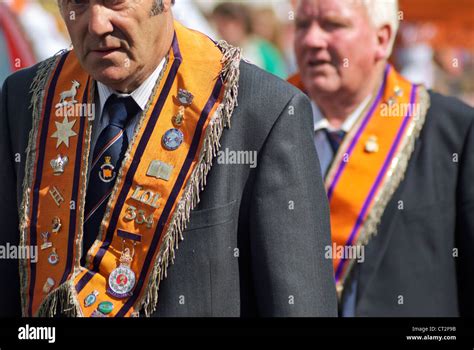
left=324, top=129, right=346, bottom=154
left=83, top=95, right=139, bottom=262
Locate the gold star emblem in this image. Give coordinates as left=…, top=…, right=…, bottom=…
left=51, top=116, right=77, bottom=148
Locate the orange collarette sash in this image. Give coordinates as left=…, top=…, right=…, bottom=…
left=290, top=65, right=430, bottom=297
left=19, top=21, right=241, bottom=317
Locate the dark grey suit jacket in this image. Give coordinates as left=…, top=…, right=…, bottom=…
left=0, top=60, right=337, bottom=317
left=345, top=91, right=474, bottom=317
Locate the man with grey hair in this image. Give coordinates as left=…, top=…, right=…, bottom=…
left=291, top=0, right=474, bottom=316
left=0, top=0, right=337, bottom=317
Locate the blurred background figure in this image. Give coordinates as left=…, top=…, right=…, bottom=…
left=393, top=0, right=474, bottom=106
left=250, top=6, right=298, bottom=75
left=0, top=2, right=35, bottom=84
left=211, top=2, right=287, bottom=78
left=0, top=0, right=68, bottom=85
left=5, top=0, right=69, bottom=59
left=1, top=0, right=472, bottom=104
left=172, top=0, right=216, bottom=38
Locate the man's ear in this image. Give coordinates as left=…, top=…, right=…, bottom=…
left=163, top=0, right=174, bottom=12
left=375, top=24, right=393, bottom=60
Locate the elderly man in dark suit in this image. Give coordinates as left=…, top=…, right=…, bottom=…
left=0, top=0, right=336, bottom=317
left=290, top=0, right=474, bottom=316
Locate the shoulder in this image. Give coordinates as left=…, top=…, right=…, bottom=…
left=1, top=60, right=43, bottom=96
left=236, top=60, right=311, bottom=122
left=1, top=59, right=49, bottom=141
left=421, top=90, right=474, bottom=147
left=427, top=90, right=474, bottom=125
left=222, top=61, right=313, bottom=151
left=238, top=60, right=304, bottom=102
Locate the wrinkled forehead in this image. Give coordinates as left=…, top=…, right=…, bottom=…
left=295, top=0, right=366, bottom=19
left=57, top=0, right=152, bottom=10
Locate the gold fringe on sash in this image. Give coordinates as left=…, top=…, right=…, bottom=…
left=138, top=40, right=241, bottom=317
left=37, top=280, right=82, bottom=317
left=337, top=86, right=431, bottom=295
left=20, top=53, right=64, bottom=316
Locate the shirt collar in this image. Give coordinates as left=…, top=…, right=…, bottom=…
left=96, top=57, right=166, bottom=117
left=312, top=93, right=372, bottom=133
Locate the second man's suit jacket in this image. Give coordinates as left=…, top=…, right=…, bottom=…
left=344, top=91, right=474, bottom=317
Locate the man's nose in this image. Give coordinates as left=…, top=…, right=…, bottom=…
left=88, top=4, right=114, bottom=36
left=302, top=22, right=329, bottom=50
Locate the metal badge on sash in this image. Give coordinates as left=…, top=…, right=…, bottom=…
left=43, top=278, right=55, bottom=294
left=146, top=160, right=173, bottom=181
left=48, top=248, right=59, bottom=265
left=41, top=232, right=53, bottom=250
left=177, top=88, right=194, bottom=106
left=49, top=186, right=65, bottom=207
left=84, top=290, right=99, bottom=308
left=50, top=155, right=69, bottom=175
left=56, top=80, right=80, bottom=107
left=107, top=246, right=136, bottom=299
left=51, top=116, right=77, bottom=148
left=172, top=89, right=194, bottom=127
left=364, top=135, right=380, bottom=153
left=162, top=128, right=184, bottom=151
left=172, top=106, right=185, bottom=127
left=51, top=216, right=62, bottom=234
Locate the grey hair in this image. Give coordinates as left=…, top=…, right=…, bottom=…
left=361, top=0, right=399, bottom=56
left=150, top=0, right=175, bottom=16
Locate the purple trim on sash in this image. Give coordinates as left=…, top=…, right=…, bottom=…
left=60, top=77, right=90, bottom=285
left=27, top=52, right=70, bottom=316
left=75, top=32, right=181, bottom=294
left=327, top=65, right=391, bottom=200
left=117, top=229, right=142, bottom=242
left=116, top=73, right=224, bottom=317
left=335, top=84, right=418, bottom=281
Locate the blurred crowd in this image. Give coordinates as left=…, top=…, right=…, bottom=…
left=1, top=0, right=474, bottom=105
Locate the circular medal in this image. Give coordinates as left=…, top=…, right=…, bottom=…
left=48, top=249, right=59, bottom=265
left=84, top=290, right=99, bottom=307
left=162, top=128, right=184, bottom=151
left=107, top=264, right=136, bottom=299
left=98, top=301, right=114, bottom=315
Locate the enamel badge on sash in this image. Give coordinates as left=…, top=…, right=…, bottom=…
left=107, top=245, right=136, bottom=299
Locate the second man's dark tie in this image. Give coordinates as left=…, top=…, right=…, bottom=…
left=324, top=129, right=346, bottom=154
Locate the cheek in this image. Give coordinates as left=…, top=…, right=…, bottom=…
left=294, top=31, right=310, bottom=61
left=294, top=37, right=303, bottom=60
left=66, top=21, right=86, bottom=50
left=335, top=30, right=375, bottom=61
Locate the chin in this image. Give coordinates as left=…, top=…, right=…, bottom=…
left=92, top=67, right=130, bottom=86
left=304, top=76, right=340, bottom=95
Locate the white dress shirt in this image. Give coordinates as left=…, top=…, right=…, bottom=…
left=96, top=57, right=166, bottom=122
left=88, top=58, right=166, bottom=175
left=312, top=94, right=372, bottom=177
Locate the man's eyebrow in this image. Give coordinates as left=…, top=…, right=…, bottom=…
left=321, top=13, right=352, bottom=24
